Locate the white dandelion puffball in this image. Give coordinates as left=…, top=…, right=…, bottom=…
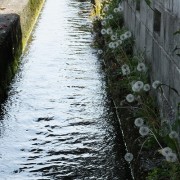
left=117, top=40, right=122, bottom=45
left=134, top=118, right=144, bottom=127
left=109, top=42, right=118, bottom=49
left=137, top=63, right=146, bottom=72
left=106, top=28, right=113, bottom=35
left=124, top=153, right=133, bottom=162
left=126, top=94, right=135, bottom=103
left=103, top=5, right=109, bottom=12
left=122, top=68, right=130, bottom=75
left=113, top=8, right=119, bottom=13
left=101, top=29, right=106, bottom=35
left=93, top=16, right=99, bottom=21
left=132, top=84, right=140, bottom=92
left=121, top=64, right=130, bottom=71
left=139, top=126, right=150, bottom=136
left=103, top=16, right=108, bottom=20
left=152, top=80, right=161, bottom=89
left=111, top=35, right=117, bottom=41
left=121, top=64, right=130, bottom=75
left=108, top=42, right=114, bottom=49
left=125, top=31, right=132, bottom=38
left=120, top=34, right=127, bottom=40
left=169, top=131, right=179, bottom=139
left=134, top=81, right=144, bottom=91
left=97, top=50, right=103, bottom=55
left=101, top=20, right=106, bottom=26
left=113, top=41, right=119, bottom=48
left=143, top=84, right=150, bottom=91
left=118, top=3, right=123, bottom=9
left=118, top=6, right=123, bottom=12
left=111, top=43, right=116, bottom=49
left=161, top=147, right=172, bottom=156
left=108, top=14, right=113, bottom=19
left=165, top=152, right=177, bottom=162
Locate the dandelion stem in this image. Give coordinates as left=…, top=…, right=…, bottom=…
left=149, top=130, right=163, bottom=149
left=137, top=137, right=150, bottom=159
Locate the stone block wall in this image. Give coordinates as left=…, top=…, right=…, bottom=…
left=123, top=0, right=180, bottom=117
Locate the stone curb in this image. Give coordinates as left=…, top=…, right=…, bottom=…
left=0, top=0, right=45, bottom=102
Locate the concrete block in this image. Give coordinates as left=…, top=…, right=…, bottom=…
left=0, top=0, right=45, bottom=102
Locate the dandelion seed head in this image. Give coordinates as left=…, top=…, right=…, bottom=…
left=124, top=153, right=133, bottom=162
left=101, top=29, right=106, bottom=35
left=134, top=81, right=144, bottom=90
left=118, top=3, right=123, bottom=7
left=169, top=131, right=179, bottom=139
left=101, top=20, right=106, bottom=26
left=125, top=31, right=132, bottom=38
left=121, top=64, right=129, bottom=70
left=108, top=42, right=114, bottom=49
left=117, top=39, right=122, bottom=45
left=152, top=80, right=161, bottom=89
left=126, top=94, right=135, bottom=103
left=161, top=147, right=172, bottom=156
left=121, top=64, right=130, bottom=75
left=106, top=28, right=113, bottom=35
left=113, top=8, right=119, bottom=13
left=103, top=5, right=109, bottom=12
left=93, top=16, right=100, bottom=21
left=139, top=126, right=150, bottom=136
left=97, top=50, right=103, bottom=55
left=137, top=63, right=146, bottom=72
left=120, top=34, right=127, bottom=40
left=113, top=41, right=119, bottom=48
left=165, top=152, right=177, bottom=162
left=122, top=69, right=130, bottom=75
left=118, top=6, right=123, bottom=12
left=134, top=118, right=144, bottom=127
left=132, top=84, right=140, bottom=92
left=111, top=35, right=117, bottom=41
left=143, top=84, right=151, bottom=91
left=108, top=14, right=113, bottom=19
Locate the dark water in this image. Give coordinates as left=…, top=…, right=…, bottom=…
left=0, top=0, right=132, bottom=179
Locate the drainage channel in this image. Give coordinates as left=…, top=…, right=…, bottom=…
left=0, top=0, right=132, bottom=179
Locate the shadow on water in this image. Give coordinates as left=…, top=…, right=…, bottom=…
left=0, top=0, right=132, bottom=179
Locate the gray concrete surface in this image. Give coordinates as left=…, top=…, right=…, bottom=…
left=0, top=0, right=45, bottom=47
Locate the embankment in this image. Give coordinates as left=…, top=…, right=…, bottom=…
left=0, top=0, right=45, bottom=102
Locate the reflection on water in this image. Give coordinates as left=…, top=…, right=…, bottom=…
left=0, top=0, right=132, bottom=179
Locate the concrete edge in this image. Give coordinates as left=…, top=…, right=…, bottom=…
left=0, top=0, right=45, bottom=102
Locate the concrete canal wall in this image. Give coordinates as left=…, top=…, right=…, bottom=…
left=123, top=0, right=180, bottom=116
left=0, top=0, right=45, bottom=102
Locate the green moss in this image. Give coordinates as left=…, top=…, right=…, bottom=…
left=22, top=0, right=45, bottom=50
left=147, top=162, right=180, bottom=180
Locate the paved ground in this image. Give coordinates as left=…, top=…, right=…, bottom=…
left=0, top=0, right=29, bottom=14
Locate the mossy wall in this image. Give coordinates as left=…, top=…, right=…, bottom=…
left=20, top=0, right=45, bottom=49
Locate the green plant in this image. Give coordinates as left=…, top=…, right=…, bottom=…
left=92, top=0, right=180, bottom=179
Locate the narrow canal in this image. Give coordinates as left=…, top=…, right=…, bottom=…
left=0, top=0, right=132, bottom=179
